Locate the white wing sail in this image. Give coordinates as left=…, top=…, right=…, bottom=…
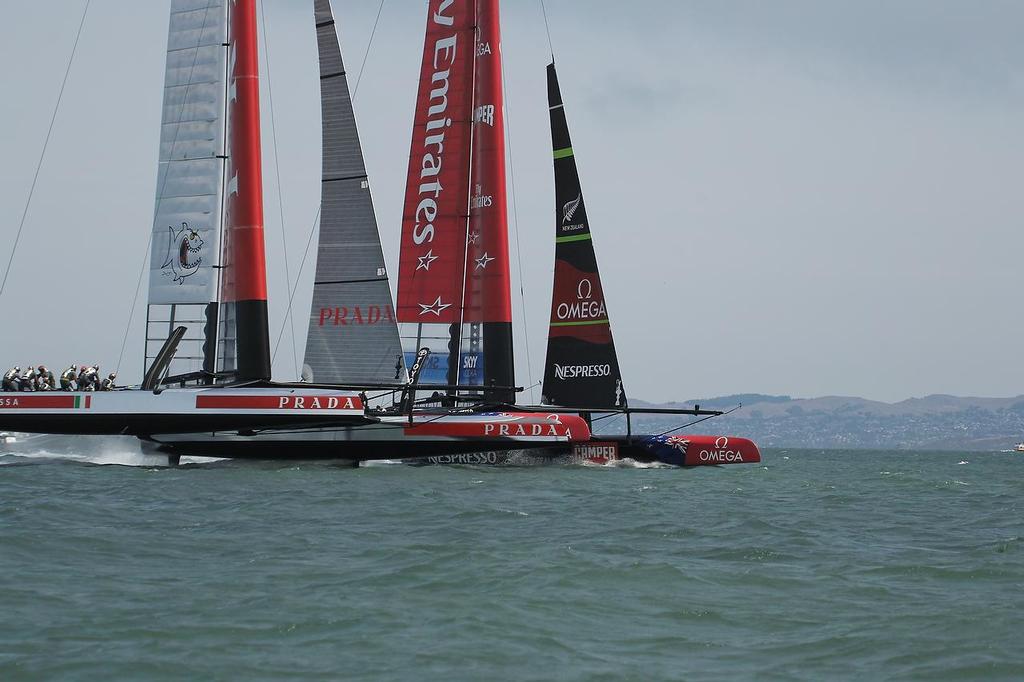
left=145, top=0, right=229, bottom=375
left=148, top=0, right=227, bottom=305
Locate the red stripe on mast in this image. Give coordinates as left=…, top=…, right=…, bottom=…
left=462, top=0, right=511, bottom=324
left=219, top=0, right=271, bottom=381
left=221, top=0, right=268, bottom=305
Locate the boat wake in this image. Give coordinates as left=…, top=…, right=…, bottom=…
left=0, top=435, right=221, bottom=467
left=583, top=457, right=674, bottom=470
left=1, top=450, right=165, bottom=467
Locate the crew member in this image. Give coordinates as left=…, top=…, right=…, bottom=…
left=2, top=367, right=20, bottom=392
left=60, top=365, right=78, bottom=391
left=37, top=365, right=55, bottom=391
left=100, top=372, right=116, bottom=391
left=79, top=365, right=99, bottom=392
left=21, top=366, right=36, bottom=392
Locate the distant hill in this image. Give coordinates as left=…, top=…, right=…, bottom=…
left=633, top=394, right=793, bottom=410
left=622, top=394, right=1024, bottom=451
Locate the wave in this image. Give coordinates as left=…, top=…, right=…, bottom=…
left=0, top=434, right=221, bottom=467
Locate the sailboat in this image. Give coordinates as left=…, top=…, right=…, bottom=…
left=0, top=0, right=589, bottom=463
left=410, top=59, right=760, bottom=467
left=0, top=0, right=373, bottom=441
left=0, top=0, right=757, bottom=468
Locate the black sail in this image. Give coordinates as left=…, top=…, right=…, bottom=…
left=541, top=64, right=626, bottom=409
left=303, top=0, right=405, bottom=384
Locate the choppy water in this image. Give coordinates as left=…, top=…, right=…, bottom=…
left=1, top=444, right=1023, bottom=680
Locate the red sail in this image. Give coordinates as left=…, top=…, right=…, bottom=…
left=462, top=0, right=511, bottom=324
left=396, top=0, right=476, bottom=325
left=221, top=0, right=267, bottom=304
left=220, top=0, right=271, bottom=380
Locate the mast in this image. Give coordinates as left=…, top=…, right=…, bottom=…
left=303, top=0, right=406, bottom=384
left=541, top=63, right=626, bottom=409
left=218, top=0, right=271, bottom=381
left=462, top=0, right=514, bottom=403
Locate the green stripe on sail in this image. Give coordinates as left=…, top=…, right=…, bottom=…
left=553, top=147, right=574, bottom=159
left=555, top=233, right=592, bottom=244
left=550, top=319, right=610, bottom=327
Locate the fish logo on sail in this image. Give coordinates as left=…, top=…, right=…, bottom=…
left=161, top=222, right=204, bottom=284
left=562, top=194, right=582, bottom=224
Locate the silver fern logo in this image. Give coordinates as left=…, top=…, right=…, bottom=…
left=562, top=194, right=582, bottom=224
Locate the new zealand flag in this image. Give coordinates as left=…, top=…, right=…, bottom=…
left=640, top=435, right=691, bottom=466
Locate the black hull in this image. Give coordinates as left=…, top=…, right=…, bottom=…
left=144, top=436, right=574, bottom=461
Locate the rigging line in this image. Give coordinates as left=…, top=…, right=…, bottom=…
left=259, top=0, right=299, bottom=380
left=352, top=0, right=386, bottom=101
left=652, top=404, right=742, bottom=438
left=501, top=58, right=536, bottom=404
left=115, top=233, right=154, bottom=378
left=117, top=2, right=218, bottom=379
left=272, top=205, right=321, bottom=366
left=0, top=0, right=92, bottom=303
left=538, top=0, right=554, bottom=61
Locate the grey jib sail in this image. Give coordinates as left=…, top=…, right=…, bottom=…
left=541, top=63, right=626, bottom=409
left=303, top=0, right=405, bottom=384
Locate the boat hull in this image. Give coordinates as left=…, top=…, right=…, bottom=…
left=142, top=435, right=571, bottom=461
left=0, top=388, right=368, bottom=435
left=0, top=388, right=753, bottom=467
left=407, top=435, right=762, bottom=467
left=141, top=411, right=592, bottom=461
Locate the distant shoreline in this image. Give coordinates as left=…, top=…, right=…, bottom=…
left=624, top=394, right=1024, bottom=451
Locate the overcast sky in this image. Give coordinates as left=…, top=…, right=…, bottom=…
left=0, top=1, right=1021, bottom=403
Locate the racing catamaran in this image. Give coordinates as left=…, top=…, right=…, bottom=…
left=530, top=63, right=759, bottom=466
left=0, top=0, right=589, bottom=464
left=411, top=60, right=760, bottom=467
left=0, top=0, right=756, bottom=467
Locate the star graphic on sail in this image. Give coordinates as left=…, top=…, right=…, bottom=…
left=419, top=296, right=453, bottom=317
left=416, top=250, right=438, bottom=271
left=467, top=231, right=481, bottom=246
left=474, top=252, right=495, bottom=270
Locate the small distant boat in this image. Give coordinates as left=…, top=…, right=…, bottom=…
left=1015, top=443, right=1024, bottom=452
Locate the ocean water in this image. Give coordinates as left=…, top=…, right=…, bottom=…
left=1, top=444, right=1022, bottom=681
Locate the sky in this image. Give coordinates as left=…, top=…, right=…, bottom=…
left=0, top=0, right=1021, bottom=403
